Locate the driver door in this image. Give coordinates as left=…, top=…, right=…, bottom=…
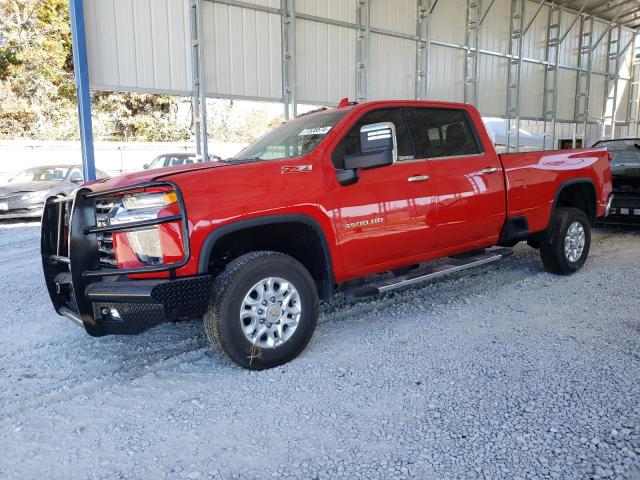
left=329, top=107, right=438, bottom=274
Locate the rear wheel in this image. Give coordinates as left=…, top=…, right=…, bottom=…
left=204, top=251, right=319, bottom=370
left=540, top=207, right=591, bottom=275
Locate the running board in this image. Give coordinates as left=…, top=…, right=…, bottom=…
left=344, top=248, right=514, bottom=299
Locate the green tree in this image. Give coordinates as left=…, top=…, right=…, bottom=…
left=0, top=0, right=77, bottom=138
left=0, top=0, right=191, bottom=141
left=0, top=0, right=284, bottom=143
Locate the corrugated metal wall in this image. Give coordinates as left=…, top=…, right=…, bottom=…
left=295, top=0, right=357, bottom=104
left=84, top=0, right=639, bottom=144
left=201, top=1, right=282, bottom=100
left=85, top=0, right=192, bottom=95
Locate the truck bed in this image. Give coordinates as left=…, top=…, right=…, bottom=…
left=499, top=147, right=611, bottom=233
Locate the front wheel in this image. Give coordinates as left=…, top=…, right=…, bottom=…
left=540, top=207, right=591, bottom=275
left=204, top=251, right=319, bottom=370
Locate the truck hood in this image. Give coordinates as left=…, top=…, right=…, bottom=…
left=86, top=161, right=231, bottom=191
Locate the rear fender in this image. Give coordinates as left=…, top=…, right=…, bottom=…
left=543, top=179, right=597, bottom=240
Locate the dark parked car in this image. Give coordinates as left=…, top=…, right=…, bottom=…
left=593, top=139, right=640, bottom=225
left=0, top=165, right=108, bottom=220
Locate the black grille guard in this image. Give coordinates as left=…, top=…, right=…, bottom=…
left=41, top=181, right=191, bottom=336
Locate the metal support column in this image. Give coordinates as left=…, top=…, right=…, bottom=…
left=573, top=15, right=593, bottom=147
left=602, top=25, right=622, bottom=139
left=542, top=5, right=561, bottom=150
left=627, top=37, right=640, bottom=137
left=356, top=0, right=370, bottom=102
left=189, top=0, right=208, bottom=160
left=464, top=0, right=481, bottom=106
left=69, top=0, right=96, bottom=181
left=281, top=0, right=296, bottom=119
left=506, top=0, right=525, bottom=151
left=415, top=0, right=434, bottom=100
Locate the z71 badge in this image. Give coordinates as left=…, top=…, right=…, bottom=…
left=281, top=165, right=313, bottom=174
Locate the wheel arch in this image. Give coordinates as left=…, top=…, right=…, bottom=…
left=197, top=214, right=335, bottom=300
left=549, top=178, right=597, bottom=227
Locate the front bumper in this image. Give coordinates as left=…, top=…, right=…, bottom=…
left=79, top=276, right=212, bottom=335
left=0, top=208, right=43, bottom=220
left=0, top=200, right=43, bottom=219
left=41, top=183, right=210, bottom=336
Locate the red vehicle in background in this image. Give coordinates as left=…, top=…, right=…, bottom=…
left=42, top=100, right=613, bottom=369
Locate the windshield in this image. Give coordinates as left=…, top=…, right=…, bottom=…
left=148, top=156, right=167, bottom=169
left=148, top=155, right=195, bottom=169
left=11, top=167, right=69, bottom=183
left=594, top=139, right=640, bottom=165
left=234, top=110, right=348, bottom=161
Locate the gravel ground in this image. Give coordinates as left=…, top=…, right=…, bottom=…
left=1, top=221, right=640, bottom=480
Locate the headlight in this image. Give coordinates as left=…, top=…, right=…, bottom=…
left=107, top=189, right=184, bottom=268
left=110, top=191, right=177, bottom=225
left=122, top=191, right=177, bottom=210
left=125, top=228, right=163, bottom=265
left=22, top=190, right=48, bottom=202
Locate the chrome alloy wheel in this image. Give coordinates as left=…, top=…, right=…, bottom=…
left=564, top=221, right=586, bottom=263
left=240, top=277, right=302, bottom=349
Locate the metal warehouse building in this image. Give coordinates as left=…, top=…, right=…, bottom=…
left=71, top=0, right=640, bottom=175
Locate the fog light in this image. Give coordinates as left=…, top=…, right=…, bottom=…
left=126, top=228, right=163, bottom=265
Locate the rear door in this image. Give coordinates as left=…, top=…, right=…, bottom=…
left=329, top=107, right=438, bottom=273
left=404, top=107, right=506, bottom=250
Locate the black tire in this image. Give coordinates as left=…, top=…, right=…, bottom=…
left=540, top=207, right=591, bottom=275
left=204, top=251, right=319, bottom=370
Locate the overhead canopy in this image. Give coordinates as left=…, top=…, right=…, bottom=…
left=83, top=0, right=639, bottom=123
left=555, top=0, right=640, bottom=29
left=71, top=0, right=640, bottom=178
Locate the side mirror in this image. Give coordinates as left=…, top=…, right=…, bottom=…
left=143, top=163, right=149, bottom=169
left=345, top=122, right=397, bottom=170
left=338, top=122, right=397, bottom=185
left=71, top=178, right=83, bottom=184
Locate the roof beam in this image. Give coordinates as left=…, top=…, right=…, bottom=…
left=587, top=0, right=637, bottom=15
left=522, top=0, right=546, bottom=35
left=559, top=0, right=592, bottom=45
left=479, top=0, right=496, bottom=26
left=616, top=5, right=640, bottom=20
left=590, top=3, right=629, bottom=50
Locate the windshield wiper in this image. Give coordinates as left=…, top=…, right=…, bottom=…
left=223, top=157, right=264, bottom=164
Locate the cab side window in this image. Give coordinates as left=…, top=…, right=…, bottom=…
left=332, top=108, right=414, bottom=169
left=406, top=108, right=481, bottom=159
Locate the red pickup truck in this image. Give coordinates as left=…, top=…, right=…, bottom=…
left=41, top=100, right=613, bottom=369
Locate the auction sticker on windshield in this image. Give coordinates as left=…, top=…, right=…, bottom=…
left=298, top=127, right=332, bottom=136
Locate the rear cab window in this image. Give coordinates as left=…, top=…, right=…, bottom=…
left=405, top=108, right=482, bottom=159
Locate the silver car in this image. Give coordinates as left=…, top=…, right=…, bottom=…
left=0, top=165, right=109, bottom=220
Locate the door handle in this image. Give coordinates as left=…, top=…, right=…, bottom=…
left=408, top=175, right=430, bottom=182
left=479, top=167, right=499, bottom=174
